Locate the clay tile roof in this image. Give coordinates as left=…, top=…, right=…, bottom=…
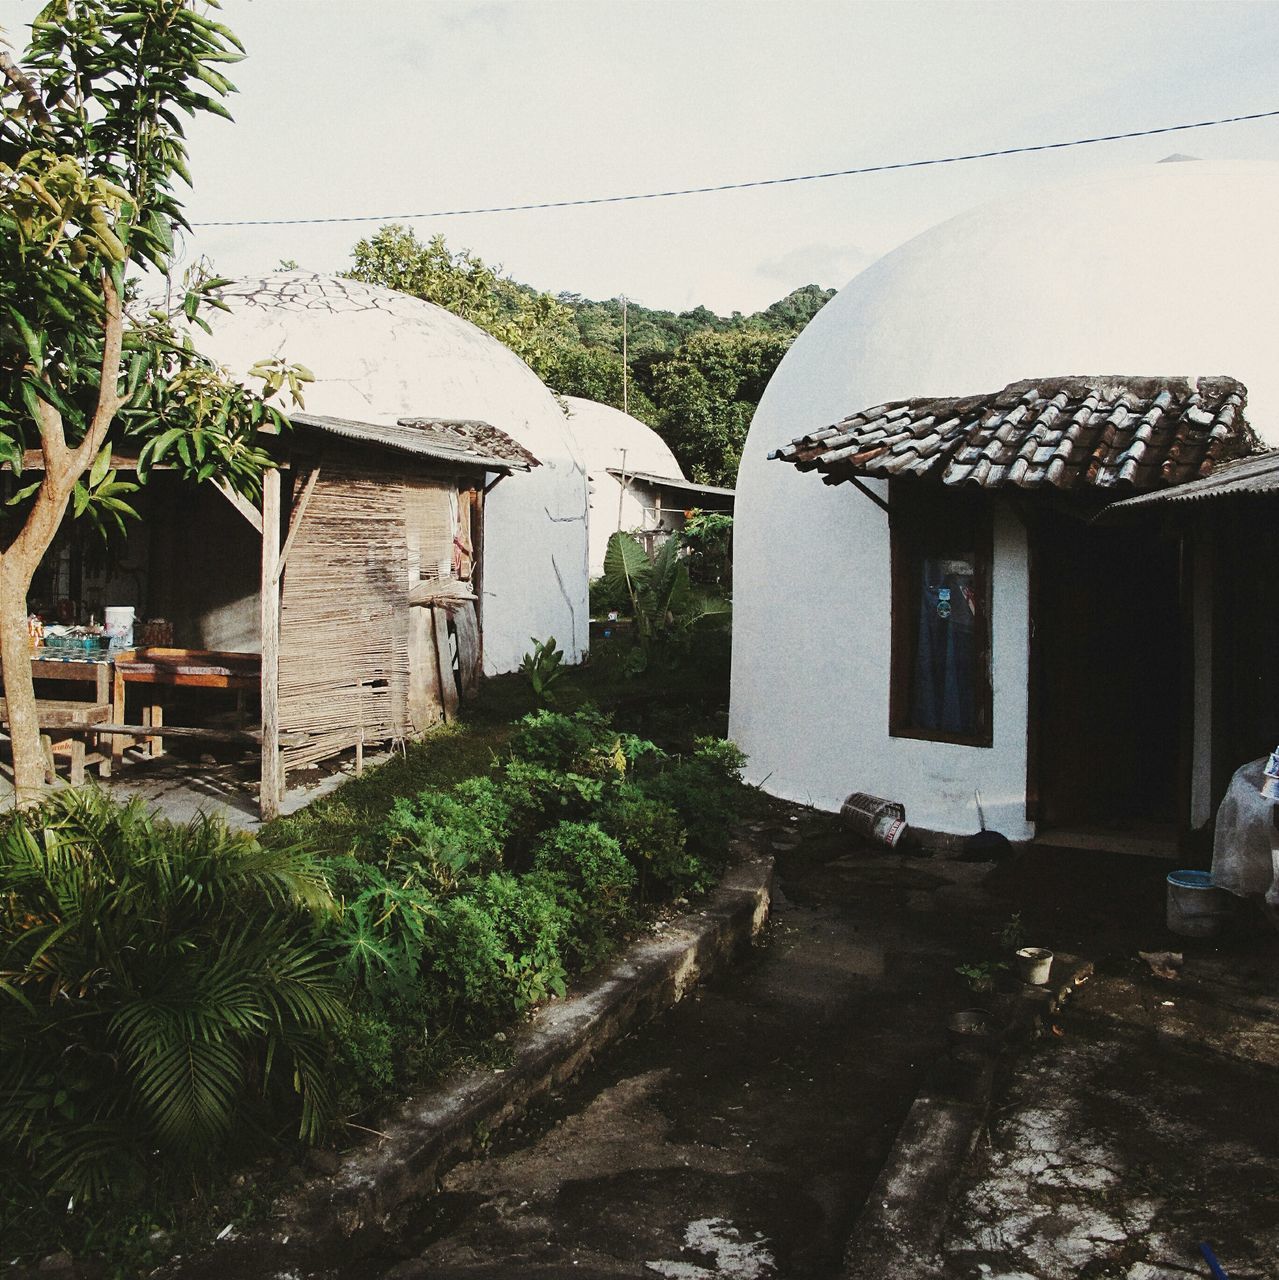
left=770, top=376, right=1258, bottom=493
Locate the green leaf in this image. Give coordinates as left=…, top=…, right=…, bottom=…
left=89, top=440, right=112, bottom=488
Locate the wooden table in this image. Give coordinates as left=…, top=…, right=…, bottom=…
left=111, top=647, right=261, bottom=763
left=30, top=648, right=113, bottom=704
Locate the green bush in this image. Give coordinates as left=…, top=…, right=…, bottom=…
left=477, top=871, right=570, bottom=1010
left=600, top=783, right=707, bottom=899
left=500, top=758, right=610, bottom=850
left=426, top=893, right=508, bottom=1024
left=643, top=736, right=746, bottom=862
left=0, top=791, right=343, bottom=1206
left=381, top=787, right=507, bottom=890
left=533, top=821, right=636, bottom=965
left=327, top=863, right=437, bottom=999
left=332, top=1011, right=396, bottom=1104
left=424, top=871, right=570, bottom=1025
left=508, top=706, right=625, bottom=776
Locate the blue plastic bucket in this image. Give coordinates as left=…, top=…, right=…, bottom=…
left=1166, top=870, right=1231, bottom=938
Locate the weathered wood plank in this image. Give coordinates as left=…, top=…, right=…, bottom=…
left=259, top=468, right=282, bottom=820
left=433, top=606, right=460, bottom=723
left=275, top=463, right=322, bottom=584
left=454, top=600, right=481, bottom=696
left=407, top=605, right=444, bottom=734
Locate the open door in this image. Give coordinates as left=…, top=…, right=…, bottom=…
left=1031, top=510, right=1183, bottom=843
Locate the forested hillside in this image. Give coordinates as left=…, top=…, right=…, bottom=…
left=344, top=225, right=835, bottom=485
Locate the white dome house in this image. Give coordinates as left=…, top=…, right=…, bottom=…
left=560, top=396, right=717, bottom=575
left=729, top=160, right=1279, bottom=847
left=196, top=272, right=590, bottom=674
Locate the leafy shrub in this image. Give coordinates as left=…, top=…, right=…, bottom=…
left=533, top=821, right=636, bottom=966
left=589, top=572, right=630, bottom=616
left=424, top=872, right=570, bottom=1024
left=601, top=530, right=730, bottom=672
left=508, top=706, right=625, bottom=777
left=0, top=791, right=343, bottom=1206
left=381, top=787, right=507, bottom=890
left=600, top=783, right=706, bottom=899
left=500, top=758, right=609, bottom=851
left=333, top=1011, right=396, bottom=1104
left=477, top=871, right=570, bottom=1009
left=454, top=775, right=515, bottom=840
left=643, top=737, right=746, bottom=862
left=425, top=893, right=508, bottom=1024
left=519, top=636, right=566, bottom=705
left=328, top=862, right=437, bottom=999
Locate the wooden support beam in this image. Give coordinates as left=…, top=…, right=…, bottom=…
left=433, top=606, right=460, bottom=723
left=850, top=475, right=891, bottom=515
left=275, top=464, right=321, bottom=584
left=259, top=468, right=282, bottom=820
left=47, top=723, right=309, bottom=747
left=215, top=479, right=264, bottom=534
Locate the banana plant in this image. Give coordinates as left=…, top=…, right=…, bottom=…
left=601, top=531, right=725, bottom=671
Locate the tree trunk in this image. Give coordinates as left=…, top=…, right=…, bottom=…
left=0, top=558, right=50, bottom=807
left=0, top=274, right=124, bottom=807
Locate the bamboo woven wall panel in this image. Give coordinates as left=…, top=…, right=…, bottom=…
left=279, top=460, right=412, bottom=770
left=404, top=482, right=454, bottom=580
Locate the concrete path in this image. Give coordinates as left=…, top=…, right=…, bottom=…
left=938, top=945, right=1279, bottom=1280
left=358, top=819, right=1003, bottom=1280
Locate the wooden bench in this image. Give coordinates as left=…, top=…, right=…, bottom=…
left=111, top=647, right=260, bottom=763
left=0, top=697, right=113, bottom=786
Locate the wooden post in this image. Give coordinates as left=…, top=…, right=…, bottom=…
left=259, top=469, right=282, bottom=820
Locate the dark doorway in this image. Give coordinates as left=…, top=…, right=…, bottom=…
left=1032, top=510, right=1182, bottom=835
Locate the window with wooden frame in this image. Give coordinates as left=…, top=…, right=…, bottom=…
left=889, top=482, right=993, bottom=747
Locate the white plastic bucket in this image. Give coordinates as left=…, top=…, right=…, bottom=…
left=1166, top=870, right=1231, bottom=939
left=104, top=606, right=135, bottom=649
left=1016, top=947, right=1054, bottom=985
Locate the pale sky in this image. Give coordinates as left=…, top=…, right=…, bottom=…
left=6, top=1, right=1279, bottom=313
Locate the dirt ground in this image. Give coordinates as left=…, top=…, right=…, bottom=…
left=304, top=818, right=1279, bottom=1280
left=354, top=813, right=1008, bottom=1279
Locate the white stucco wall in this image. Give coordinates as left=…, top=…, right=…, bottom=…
left=561, top=397, right=686, bottom=575
left=730, top=159, right=1279, bottom=837
left=193, top=274, right=589, bottom=673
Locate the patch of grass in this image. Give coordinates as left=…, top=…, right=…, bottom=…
left=261, top=721, right=515, bottom=859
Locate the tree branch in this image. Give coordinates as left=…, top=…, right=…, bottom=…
left=71, top=271, right=126, bottom=472
left=0, top=47, right=50, bottom=127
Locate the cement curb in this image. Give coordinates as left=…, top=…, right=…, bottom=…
left=159, top=840, right=774, bottom=1280
left=840, top=953, right=1095, bottom=1279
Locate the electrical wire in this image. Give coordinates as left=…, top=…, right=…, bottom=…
left=190, top=108, right=1279, bottom=228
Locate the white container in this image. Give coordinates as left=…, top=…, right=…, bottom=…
left=1016, top=947, right=1054, bottom=985
left=104, top=606, right=135, bottom=649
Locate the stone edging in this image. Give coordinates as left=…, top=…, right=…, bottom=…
left=159, top=840, right=774, bottom=1279
left=840, top=952, right=1097, bottom=1279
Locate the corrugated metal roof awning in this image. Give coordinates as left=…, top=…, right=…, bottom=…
left=606, top=467, right=735, bottom=499
left=1104, top=448, right=1279, bottom=513
left=291, top=412, right=539, bottom=472
left=771, top=375, right=1256, bottom=494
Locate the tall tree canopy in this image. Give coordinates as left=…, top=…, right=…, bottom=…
left=343, top=227, right=834, bottom=487
left=345, top=224, right=572, bottom=375
left=0, top=0, right=303, bottom=803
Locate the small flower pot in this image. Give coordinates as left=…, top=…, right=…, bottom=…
left=1016, top=947, right=1054, bottom=985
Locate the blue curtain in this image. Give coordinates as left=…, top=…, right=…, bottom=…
left=912, top=557, right=978, bottom=735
